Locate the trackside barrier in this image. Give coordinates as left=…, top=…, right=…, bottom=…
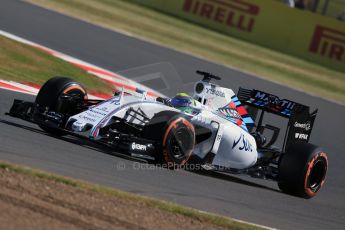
left=130, top=0, right=345, bottom=72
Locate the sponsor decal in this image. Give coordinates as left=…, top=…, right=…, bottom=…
left=183, top=0, right=259, bottom=32
left=131, top=142, right=147, bottom=151
left=72, top=121, right=84, bottom=130
left=309, top=25, right=345, bottom=62
left=79, top=115, right=97, bottom=123
left=295, top=133, right=309, bottom=140
left=232, top=134, right=253, bottom=152
left=99, top=106, right=109, bottom=112
left=87, top=109, right=107, bottom=117
left=253, top=91, right=295, bottom=110
left=294, top=121, right=311, bottom=131
left=205, top=88, right=225, bottom=97
left=80, top=97, right=122, bottom=126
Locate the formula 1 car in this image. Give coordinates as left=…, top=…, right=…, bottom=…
left=6, top=71, right=328, bottom=198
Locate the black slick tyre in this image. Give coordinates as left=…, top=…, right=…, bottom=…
left=143, top=111, right=195, bottom=168
left=278, top=142, right=328, bottom=198
left=35, top=77, right=87, bottom=136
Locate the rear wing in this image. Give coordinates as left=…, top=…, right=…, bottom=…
left=237, top=88, right=318, bottom=151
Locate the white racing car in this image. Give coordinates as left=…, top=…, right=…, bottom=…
left=7, top=71, right=328, bottom=198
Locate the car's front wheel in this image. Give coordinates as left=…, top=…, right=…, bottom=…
left=35, top=77, right=87, bottom=136
left=143, top=111, right=195, bottom=168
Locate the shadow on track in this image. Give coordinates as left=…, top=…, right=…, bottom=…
left=187, top=168, right=280, bottom=193
left=0, top=118, right=146, bottom=164
left=0, top=118, right=281, bottom=194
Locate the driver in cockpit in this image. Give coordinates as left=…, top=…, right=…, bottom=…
left=170, top=93, right=202, bottom=115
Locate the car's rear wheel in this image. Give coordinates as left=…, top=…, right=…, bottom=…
left=35, top=77, right=87, bottom=136
left=278, top=142, right=328, bottom=198
left=143, top=111, right=195, bottom=168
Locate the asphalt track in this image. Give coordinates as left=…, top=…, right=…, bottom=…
left=1, top=1, right=345, bottom=229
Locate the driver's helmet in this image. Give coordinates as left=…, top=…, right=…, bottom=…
left=171, top=93, right=196, bottom=114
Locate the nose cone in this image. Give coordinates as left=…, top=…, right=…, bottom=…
left=72, top=120, right=92, bottom=132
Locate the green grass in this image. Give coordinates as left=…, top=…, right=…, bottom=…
left=27, top=0, right=345, bottom=104
left=0, top=161, right=263, bottom=230
left=0, top=35, right=112, bottom=94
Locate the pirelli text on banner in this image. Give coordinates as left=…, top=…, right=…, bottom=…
left=183, top=0, right=260, bottom=32
left=309, top=25, right=345, bottom=63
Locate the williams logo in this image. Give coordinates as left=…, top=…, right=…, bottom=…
left=218, top=108, right=242, bottom=119
left=183, top=0, right=260, bottom=32
left=309, top=25, right=345, bottom=62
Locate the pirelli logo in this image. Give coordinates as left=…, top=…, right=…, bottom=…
left=183, top=0, right=260, bottom=32
left=309, top=25, right=345, bottom=62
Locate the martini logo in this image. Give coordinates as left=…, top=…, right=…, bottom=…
left=254, top=91, right=295, bottom=110
left=183, top=0, right=259, bottom=32
left=309, top=25, right=345, bottom=62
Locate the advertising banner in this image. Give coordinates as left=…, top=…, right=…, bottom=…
left=131, top=0, right=345, bottom=72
